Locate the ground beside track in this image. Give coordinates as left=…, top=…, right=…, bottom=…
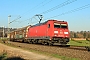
left=0, top=42, right=60, bottom=60
left=2, top=41, right=90, bottom=60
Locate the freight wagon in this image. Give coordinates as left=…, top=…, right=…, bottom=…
left=8, top=26, right=30, bottom=42
left=8, top=20, right=70, bottom=45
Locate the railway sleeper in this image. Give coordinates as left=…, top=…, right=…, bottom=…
left=85, top=46, right=90, bottom=51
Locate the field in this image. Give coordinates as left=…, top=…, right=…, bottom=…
left=1, top=38, right=90, bottom=60
left=69, top=40, right=90, bottom=46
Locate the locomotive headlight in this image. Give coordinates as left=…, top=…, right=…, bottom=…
left=54, top=31, right=58, bottom=33
left=64, top=32, right=68, bottom=34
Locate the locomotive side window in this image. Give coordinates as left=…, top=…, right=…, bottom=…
left=48, top=24, right=50, bottom=28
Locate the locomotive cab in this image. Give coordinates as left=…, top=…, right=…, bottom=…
left=47, top=20, right=70, bottom=45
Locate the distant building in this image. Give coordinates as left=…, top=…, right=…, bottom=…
left=0, top=27, right=17, bottom=37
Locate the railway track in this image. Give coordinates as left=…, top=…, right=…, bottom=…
left=44, top=43, right=88, bottom=51
left=66, top=46, right=87, bottom=51
left=40, top=44, right=88, bottom=51
left=2, top=40, right=90, bottom=52
left=5, top=40, right=90, bottom=52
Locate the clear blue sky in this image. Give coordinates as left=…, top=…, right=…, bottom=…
left=0, top=0, right=90, bottom=31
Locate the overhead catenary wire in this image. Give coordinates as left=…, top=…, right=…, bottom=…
left=10, top=0, right=46, bottom=22
left=10, top=0, right=48, bottom=28
left=21, top=0, right=46, bottom=16
left=20, top=3, right=90, bottom=26
left=9, top=16, right=21, bottom=24
left=12, top=0, right=53, bottom=25
left=11, top=0, right=90, bottom=28
left=17, top=15, right=36, bottom=26
left=40, top=0, right=53, bottom=6
left=40, top=0, right=77, bottom=14
left=15, top=4, right=90, bottom=27
left=19, top=0, right=52, bottom=24
left=13, top=0, right=76, bottom=25
left=24, top=0, right=77, bottom=24
left=45, top=4, right=90, bottom=20
left=21, top=0, right=53, bottom=16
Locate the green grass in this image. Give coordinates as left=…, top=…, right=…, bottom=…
left=52, top=54, right=79, bottom=60
left=69, top=40, right=90, bottom=46
left=0, top=53, right=7, bottom=60
left=0, top=37, right=7, bottom=40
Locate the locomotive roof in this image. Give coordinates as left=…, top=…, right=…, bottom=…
left=31, top=21, right=48, bottom=27
left=31, top=20, right=67, bottom=27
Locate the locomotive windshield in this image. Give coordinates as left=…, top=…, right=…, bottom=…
left=54, top=23, right=67, bottom=28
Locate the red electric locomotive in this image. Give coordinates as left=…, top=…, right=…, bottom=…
left=26, top=20, right=70, bottom=45
left=8, top=20, right=69, bottom=45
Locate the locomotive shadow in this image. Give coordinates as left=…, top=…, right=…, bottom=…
left=6, top=57, right=25, bottom=60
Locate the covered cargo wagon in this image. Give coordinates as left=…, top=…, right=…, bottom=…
left=8, top=25, right=30, bottom=42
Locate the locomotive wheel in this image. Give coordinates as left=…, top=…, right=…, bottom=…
left=22, top=40, right=24, bottom=43
left=35, top=40, right=38, bottom=44
left=48, top=41, right=53, bottom=46
left=42, top=42, right=47, bottom=45
left=32, top=40, right=38, bottom=44
left=28, top=39, right=34, bottom=44
left=41, top=41, right=45, bottom=45
left=28, top=40, right=33, bottom=44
